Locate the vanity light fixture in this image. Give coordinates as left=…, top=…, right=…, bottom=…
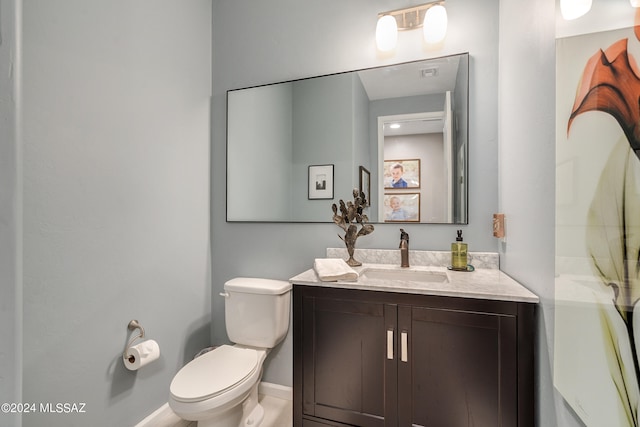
left=560, top=0, right=592, bottom=20
left=376, top=1, right=447, bottom=52
left=376, top=15, right=398, bottom=52
left=423, top=4, right=448, bottom=44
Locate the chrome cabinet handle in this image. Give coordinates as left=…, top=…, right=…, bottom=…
left=401, top=331, right=408, bottom=363
left=387, top=329, right=394, bottom=360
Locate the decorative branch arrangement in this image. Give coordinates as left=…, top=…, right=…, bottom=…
left=332, top=188, right=374, bottom=266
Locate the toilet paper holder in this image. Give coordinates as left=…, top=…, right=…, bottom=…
left=123, top=319, right=146, bottom=364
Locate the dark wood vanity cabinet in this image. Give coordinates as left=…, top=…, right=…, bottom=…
left=293, top=285, right=535, bottom=427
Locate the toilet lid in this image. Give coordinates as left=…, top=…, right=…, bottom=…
left=170, top=345, right=259, bottom=402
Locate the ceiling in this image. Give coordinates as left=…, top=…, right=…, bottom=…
left=357, top=54, right=461, bottom=101
left=383, top=117, right=444, bottom=136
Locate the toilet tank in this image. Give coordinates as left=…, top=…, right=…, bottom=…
left=223, top=277, right=292, bottom=348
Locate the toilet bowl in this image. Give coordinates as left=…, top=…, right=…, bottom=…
left=170, top=345, right=267, bottom=427
left=169, top=277, right=291, bottom=427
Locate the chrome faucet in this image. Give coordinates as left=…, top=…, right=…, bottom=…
left=399, top=229, right=409, bottom=268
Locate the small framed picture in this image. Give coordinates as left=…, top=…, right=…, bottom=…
left=384, top=193, right=420, bottom=222
left=308, top=164, right=334, bottom=199
left=384, top=159, right=421, bottom=189
left=359, top=166, right=371, bottom=206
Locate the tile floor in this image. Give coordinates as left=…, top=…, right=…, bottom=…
left=184, top=393, right=292, bottom=427
left=258, top=394, right=293, bottom=427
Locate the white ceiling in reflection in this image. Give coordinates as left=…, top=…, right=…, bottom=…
left=357, top=55, right=461, bottom=100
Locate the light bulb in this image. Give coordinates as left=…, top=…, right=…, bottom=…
left=560, top=0, right=592, bottom=20
left=423, top=4, right=447, bottom=44
left=376, top=15, right=397, bottom=52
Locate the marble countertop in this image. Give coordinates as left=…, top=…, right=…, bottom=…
left=290, top=249, right=539, bottom=303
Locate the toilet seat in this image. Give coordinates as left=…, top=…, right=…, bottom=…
left=170, top=345, right=259, bottom=403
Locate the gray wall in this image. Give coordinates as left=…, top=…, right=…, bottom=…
left=19, top=1, right=212, bottom=426
left=228, top=84, right=293, bottom=220
left=212, top=0, right=500, bottom=386
left=352, top=74, right=370, bottom=194
left=292, top=74, right=355, bottom=220
left=0, top=1, right=21, bottom=426
left=498, top=1, right=580, bottom=426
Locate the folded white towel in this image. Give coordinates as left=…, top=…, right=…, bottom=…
left=313, top=258, right=359, bottom=282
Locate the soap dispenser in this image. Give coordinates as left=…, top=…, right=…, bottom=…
left=451, top=229, right=468, bottom=271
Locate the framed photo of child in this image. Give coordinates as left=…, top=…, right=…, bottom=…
left=383, top=159, right=420, bottom=189
left=383, top=193, right=420, bottom=222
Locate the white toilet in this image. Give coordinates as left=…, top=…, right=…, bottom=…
left=169, top=277, right=291, bottom=427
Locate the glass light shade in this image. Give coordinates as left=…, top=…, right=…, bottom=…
left=560, top=0, right=592, bottom=20
left=423, top=4, right=447, bottom=44
left=632, top=0, right=640, bottom=7
left=376, top=15, right=398, bottom=52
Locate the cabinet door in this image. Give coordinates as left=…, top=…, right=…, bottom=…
left=302, top=295, right=398, bottom=427
left=397, top=305, right=517, bottom=427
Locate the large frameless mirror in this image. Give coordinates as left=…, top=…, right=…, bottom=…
left=227, top=53, right=468, bottom=224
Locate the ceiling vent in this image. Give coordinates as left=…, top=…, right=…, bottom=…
left=420, top=67, right=439, bottom=78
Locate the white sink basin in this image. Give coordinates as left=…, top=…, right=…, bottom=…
left=360, top=267, right=448, bottom=283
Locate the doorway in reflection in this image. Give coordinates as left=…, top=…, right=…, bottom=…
left=377, top=104, right=459, bottom=223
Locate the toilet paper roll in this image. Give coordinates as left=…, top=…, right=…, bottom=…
left=123, top=339, right=160, bottom=371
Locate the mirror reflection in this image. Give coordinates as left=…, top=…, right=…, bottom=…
left=227, top=53, right=468, bottom=223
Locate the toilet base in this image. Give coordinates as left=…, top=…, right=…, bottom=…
left=196, top=406, right=241, bottom=427
left=241, top=385, right=264, bottom=427
left=196, top=383, right=264, bottom=427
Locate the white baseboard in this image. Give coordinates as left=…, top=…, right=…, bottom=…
left=258, top=382, right=293, bottom=401
left=135, top=382, right=292, bottom=427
